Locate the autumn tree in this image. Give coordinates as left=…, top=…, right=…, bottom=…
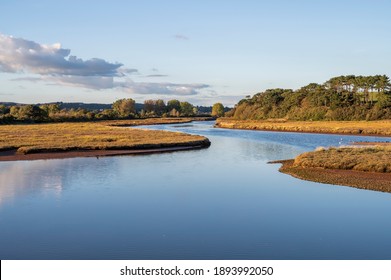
left=112, top=98, right=136, bottom=118
left=211, top=103, right=225, bottom=117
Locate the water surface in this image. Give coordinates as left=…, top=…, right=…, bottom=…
left=1, top=121, right=391, bottom=259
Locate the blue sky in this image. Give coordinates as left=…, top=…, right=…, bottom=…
left=1, top=0, right=390, bottom=106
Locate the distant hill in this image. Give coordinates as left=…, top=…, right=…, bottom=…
left=0, top=101, right=145, bottom=112
left=0, top=102, right=19, bottom=107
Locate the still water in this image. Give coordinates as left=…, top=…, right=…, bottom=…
left=1, top=121, right=391, bottom=259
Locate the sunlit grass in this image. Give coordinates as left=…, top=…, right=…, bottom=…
left=0, top=118, right=209, bottom=154
left=216, top=118, right=391, bottom=136
left=293, top=146, right=391, bottom=173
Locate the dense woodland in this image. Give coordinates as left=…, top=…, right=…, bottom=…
left=229, top=75, right=391, bottom=121
left=0, top=99, right=223, bottom=124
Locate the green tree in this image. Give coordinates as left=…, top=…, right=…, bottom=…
left=16, top=105, right=47, bottom=121
left=154, top=99, right=166, bottom=116
left=180, top=101, right=194, bottom=116
left=230, top=75, right=391, bottom=121
left=167, top=99, right=181, bottom=112
left=0, top=104, right=7, bottom=115
left=9, top=106, right=20, bottom=119
left=211, top=103, right=225, bottom=117
left=376, top=92, right=391, bottom=109
left=39, top=103, right=60, bottom=117
left=112, top=98, right=136, bottom=118
left=143, top=100, right=155, bottom=113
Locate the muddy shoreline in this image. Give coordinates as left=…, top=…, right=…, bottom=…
left=0, top=144, right=209, bottom=162
left=270, top=160, right=391, bottom=194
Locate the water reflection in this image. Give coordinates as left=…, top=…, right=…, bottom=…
left=0, top=161, right=64, bottom=206
left=236, top=138, right=302, bottom=161
left=0, top=156, right=126, bottom=207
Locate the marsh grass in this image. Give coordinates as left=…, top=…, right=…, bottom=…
left=216, top=118, right=391, bottom=136
left=293, top=146, right=391, bottom=173
left=0, top=119, right=209, bottom=154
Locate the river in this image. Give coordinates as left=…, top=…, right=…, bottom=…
left=1, top=121, right=391, bottom=259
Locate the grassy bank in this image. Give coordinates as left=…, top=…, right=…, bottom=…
left=216, top=118, right=391, bottom=136
left=0, top=118, right=210, bottom=156
left=293, top=146, right=391, bottom=173
left=272, top=146, right=391, bottom=193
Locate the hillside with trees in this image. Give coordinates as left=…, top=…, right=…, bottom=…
left=229, top=75, right=391, bottom=121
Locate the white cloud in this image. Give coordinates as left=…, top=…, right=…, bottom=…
left=116, top=80, right=209, bottom=95
left=51, top=76, right=115, bottom=90
left=0, top=33, right=210, bottom=96
left=0, top=33, right=124, bottom=77
left=183, top=93, right=244, bottom=107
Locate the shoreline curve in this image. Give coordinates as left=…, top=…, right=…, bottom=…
left=270, top=160, right=391, bottom=194
left=0, top=118, right=211, bottom=162
left=0, top=144, right=210, bottom=162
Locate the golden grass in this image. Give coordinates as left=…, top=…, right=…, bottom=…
left=216, top=118, right=391, bottom=136
left=293, top=146, right=391, bottom=173
left=0, top=118, right=210, bottom=154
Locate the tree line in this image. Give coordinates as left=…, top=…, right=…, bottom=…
left=0, top=99, right=226, bottom=124
left=229, top=75, right=391, bottom=121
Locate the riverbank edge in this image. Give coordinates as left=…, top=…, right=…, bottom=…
left=0, top=118, right=212, bottom=162
left=103, top=116, right=215, bottom=127
left=215, top=118, right=391, bottom=137
left=0, top=142, right=210, bottom=162
left=270, top=159, right=391, bottom=193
